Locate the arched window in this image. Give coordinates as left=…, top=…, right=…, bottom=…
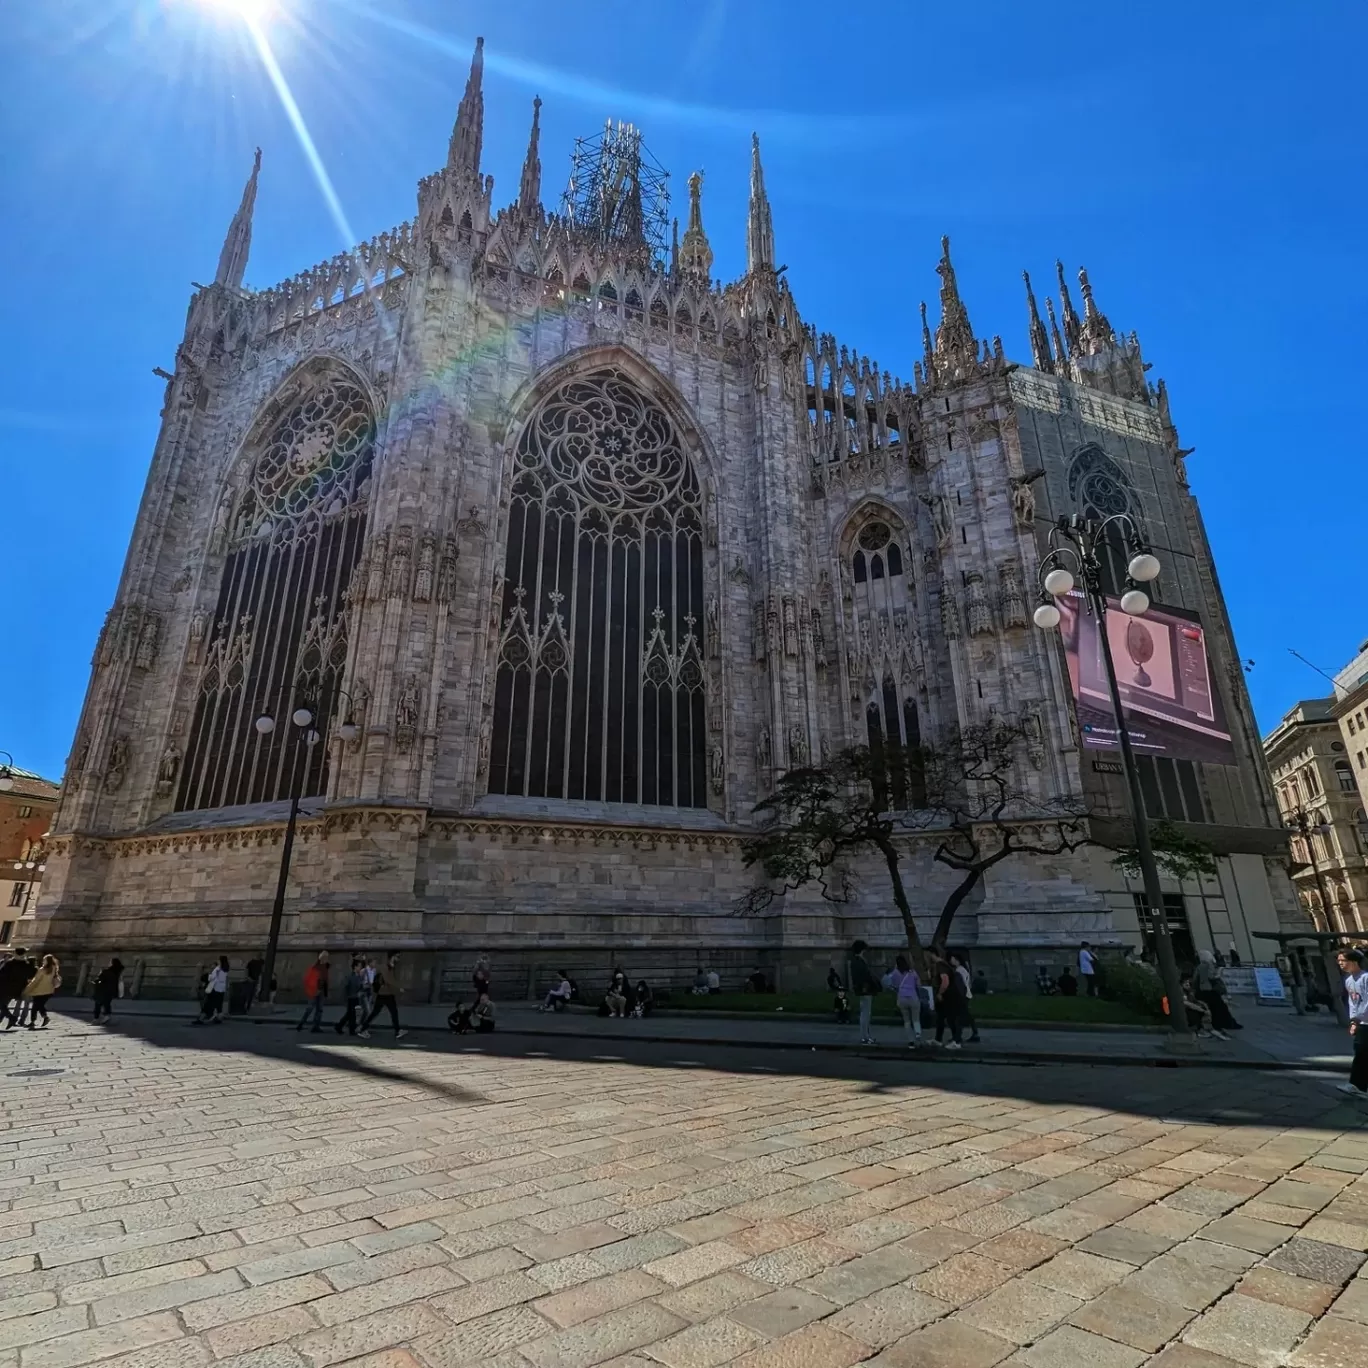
left=178, top=368, right=373, bottom=810
left=1067, top=444, right=1145, bottom=596
left=489, top=368, right=708, bottom=807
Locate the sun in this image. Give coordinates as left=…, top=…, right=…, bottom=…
left=187, top=0, right=274, bottom=23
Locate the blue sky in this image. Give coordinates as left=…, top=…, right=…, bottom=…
left=3, top=0, right=1364, bottom=781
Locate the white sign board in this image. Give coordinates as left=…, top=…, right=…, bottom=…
left=1254, top=967, right=1286, bottom=1000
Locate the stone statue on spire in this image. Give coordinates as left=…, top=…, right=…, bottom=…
left=678, top=170, right=713, bottom=281
left=517, top=96, right=542, bottom=216
left=746, top=134, right=775, bottom=274
left=214, top=147, right=261, bottom=290
left=447, top=37, right=485, bottom=178
left=1076, top=266, right=1115, bottom=354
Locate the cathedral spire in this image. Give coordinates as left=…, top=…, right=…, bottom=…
left=214, top=147, right=261, bottom=290
left=746, top=133, right=775, bottom=273
left=517, top=96, right=542, bottom=215
left=1055, top=259, right=1081, bottom=357
left=1045, top=297, right=1065, bottom=369
left=447, top=36, right=485, bottom=178
left=678, top=170, right=713, bottom=280
left=933, top=235, right=979, bottom=378
left=919, top=301, right=934, bottom=367
left=1023, top=270, right=1052, bottom=373
left=1076, top=266, right=1114, bottom=354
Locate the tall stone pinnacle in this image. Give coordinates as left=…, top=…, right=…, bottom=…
left=517, top=96, right=542, bottom=215
left=214, top=147, right=262, bottom=290
left=678, top=170, right=713, bottom=280
left=447, top=36, right=485, bottom=177
left=933, top=236, right=978, bottom=376
left=746, top=133, right=775, bottom=273
left=1023, top=270, right=1053, bottom=373
left=1076, top=266, right=1115, bottom=354
left=1055, top=259, right=1081, bottom=358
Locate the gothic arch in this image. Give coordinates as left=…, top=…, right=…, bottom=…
left=486, top=350, right=718, bottom=809
left=178, top=357, right=374, bottom=811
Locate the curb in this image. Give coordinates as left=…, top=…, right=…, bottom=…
left=87, top=1005, right=1348, bottom=1075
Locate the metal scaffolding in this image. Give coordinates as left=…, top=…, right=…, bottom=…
left=561, top=120, right=671, bottom=266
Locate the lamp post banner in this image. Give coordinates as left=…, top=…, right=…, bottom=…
left=1058, top=591, right=1236, bottom=765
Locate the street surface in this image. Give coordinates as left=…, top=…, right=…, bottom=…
left=3, top=1012, right=1368, bottom=1367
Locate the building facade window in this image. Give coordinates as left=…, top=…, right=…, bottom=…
left=177, top=369, right=374, bottom=811
left=1132, top=892, right=1194, bottom=963
left=0, top=921, right=11, bottom=945
left=1068, top=444, right=1147, bottom=596
left=16, top=806, right=30, bottom=819
left=1136, top=754, right=1209, bottom=823
left=488, top=368, right=708, bottom=808
left=1336, top=759, right=1358, bottom=792
left=8, top=884, right=26, bottom=908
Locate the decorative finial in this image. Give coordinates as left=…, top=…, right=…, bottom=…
left=746, top=133, right=775, bottom=273
left=516, top=95, right=542, bottom=215
left=1055, top=259, right=1081, bottom=358
left=214, top=146, right=262, bottom=290
left=1045, top=297, right=1065, bottom=368
left=447, top=36, right=485, bottom=176
left=1023, top=270, right=1052, bottom=373
left=920, top=300, right=933, bottom=363
left=932, top=235, right=978, bottom=379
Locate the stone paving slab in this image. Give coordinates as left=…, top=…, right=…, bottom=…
left=3, top=1014, right=1368, bottom=1366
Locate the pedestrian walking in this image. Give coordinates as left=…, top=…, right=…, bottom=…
left=1194, top=949, right=1242, bottom=1031
left=22, top=955, right=61, bottom=1029
left=296, top=952, right=330, bottom=1033
left=884, top=954, right=923, bottom=1047
left=472, top=954, right=491, bottom=1000
left=334, top=958, right=368, bottom=1038
left=244, top=956, right=264, bottom=1010
left=933, top=954, right=967, bottom=1049
left=360, top=957, right=377, bottom=1021
left=950, top=953, right=981, bottom=1043
left=1078, top=942, right=1097, bottom=997
left=361, top=954, right=407, bottom=1039
left=0, top=947, right=36, bottom=1029
left=92, top=958, right=123, bottom=1023
left=1338, top=948, right=1368, bottom=1099
left=194, top=956, right=229, bottom=1024
left=849, top=940, right=880, bottom=1044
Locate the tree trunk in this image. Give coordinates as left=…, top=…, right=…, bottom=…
left=876, top=835, right=924, bottom=964
left=933, top=864, right=984, bottom=949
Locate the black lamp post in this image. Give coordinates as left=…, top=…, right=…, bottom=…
left=254, top=703, right=320, bottom=1007
left=1033, top=513, right=1193, bottom=1046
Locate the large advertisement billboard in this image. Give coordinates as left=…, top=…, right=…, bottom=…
left=1059, top=592, right=1237, bottom=765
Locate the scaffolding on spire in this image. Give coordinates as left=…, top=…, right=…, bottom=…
left=561, top=120, right=671, bottom=266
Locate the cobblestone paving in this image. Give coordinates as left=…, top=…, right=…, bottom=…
left=4, top=1016, right=1368, bottom=1367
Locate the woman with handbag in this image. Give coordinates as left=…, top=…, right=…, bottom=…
left=1194, top=949, right=1242, bottom=1031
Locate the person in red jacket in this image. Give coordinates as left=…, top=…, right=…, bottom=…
left=296, top=951, right=330, bottom=1033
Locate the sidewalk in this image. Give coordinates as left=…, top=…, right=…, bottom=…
left=59, top=993, right=1356, bottom=1073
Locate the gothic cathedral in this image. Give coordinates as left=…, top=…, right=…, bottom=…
left=37, top=40, right=1300, bottom=993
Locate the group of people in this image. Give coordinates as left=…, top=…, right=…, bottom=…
left=448, top=955, right=496, bottom=1033
left=0, top=948, right=63, bottom=1030
left=837, top=941, right=983, bottom=1048
left=601, top=969, right=653, bottom=1018
left=294, top=951, right=408, bottom=1039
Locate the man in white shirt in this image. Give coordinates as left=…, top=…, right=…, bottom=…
left=1078, top=943, right=1097, bottom=998
left=1337, top=948, right=1368, bottom=1098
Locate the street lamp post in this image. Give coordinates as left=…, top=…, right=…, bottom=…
left=255, top=705, right=320, bottom=1007
left=1032, top=514, right=1194, bottom=1046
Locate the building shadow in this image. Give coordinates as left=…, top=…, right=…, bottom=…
left=39, top=1006, right=1366, bottom=1135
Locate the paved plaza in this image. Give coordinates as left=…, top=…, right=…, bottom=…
left=5, top=1016, right=1368, bottom=1367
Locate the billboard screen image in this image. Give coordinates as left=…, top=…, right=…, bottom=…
left=1058, top=591, right=1236, bottom=766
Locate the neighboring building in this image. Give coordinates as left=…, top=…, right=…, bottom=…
left=1331, top=641, right=1368, bottom=810
left=35, top=40, right=1301, bottom=993
left=0, top=766, right=61, bottom=946
left=1265, top=699, right=1368, bottom=932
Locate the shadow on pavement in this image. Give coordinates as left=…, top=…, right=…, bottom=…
left=42, top=1005, right=1368, bottom=1135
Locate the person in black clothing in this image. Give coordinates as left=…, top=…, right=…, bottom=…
left=933, top=955, right=967, bottom=1048
left=827, top=966, right=851, bottom=1023
left=472, top=955, right=491, bottom=1000
left=632, top=980, right=653, bottom=1017
left=849, top=941, right=881, bottom=1044
left=0, top=948, right=36, bottom=1029
left=1057, top=966, right=1078, bottom=996
left=361, top=954, right=408, bottom=1038
left=244, top=957, right=264, bottom=1010
left=92, top=958, right=123, bottom=1023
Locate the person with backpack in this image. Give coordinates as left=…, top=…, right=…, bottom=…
left=849, top=940, right=881, bottom=1045
left=0, top=948, right=36, bottom=1030
left=296, top=951, right=330, bottom=1033
left=361, top=954, right=407, bottom=1039
left=334, top=957, right=368, bottom=1038
left=883, top=953, right=923, bottom=1047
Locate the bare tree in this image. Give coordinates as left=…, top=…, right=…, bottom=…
left=740, top=720, right=1092, bottom=959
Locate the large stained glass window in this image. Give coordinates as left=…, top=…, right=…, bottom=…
left=488, top=368, right=708, bottom=807
left=177, top=369, right=373, bottom=811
